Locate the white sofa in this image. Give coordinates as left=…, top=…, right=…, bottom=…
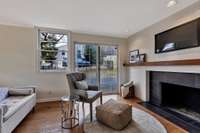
left=0, top=86, right=36, bottom=133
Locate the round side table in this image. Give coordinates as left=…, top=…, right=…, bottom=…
left=60, top=95, right=79, bottom=129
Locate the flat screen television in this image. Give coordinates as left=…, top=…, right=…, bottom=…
left=155, top=17, right=200, bottom=54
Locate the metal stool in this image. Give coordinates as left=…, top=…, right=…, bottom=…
left=60, top=95, right=79, bottom=129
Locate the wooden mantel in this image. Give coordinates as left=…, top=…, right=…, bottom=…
left=123, top=59, right=200, bottom=67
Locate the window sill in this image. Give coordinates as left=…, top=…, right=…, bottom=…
left=39, top=69, right=69, bottom=73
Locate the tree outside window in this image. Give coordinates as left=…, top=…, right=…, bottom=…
left=38, top=29, right=69, bottom=71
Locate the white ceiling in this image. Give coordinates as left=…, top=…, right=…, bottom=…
left=0, top=0, right=199, bottom=38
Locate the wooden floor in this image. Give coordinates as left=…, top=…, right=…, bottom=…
left=13, top=95, right=188, bottom=133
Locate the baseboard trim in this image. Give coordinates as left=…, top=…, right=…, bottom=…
left=37, top=97, right=61, bottom=103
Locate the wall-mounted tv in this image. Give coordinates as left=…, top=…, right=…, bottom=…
left=155, top=17, right=200, bottom=54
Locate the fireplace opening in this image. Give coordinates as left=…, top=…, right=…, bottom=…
left=161, top=82, right=200, bottom=122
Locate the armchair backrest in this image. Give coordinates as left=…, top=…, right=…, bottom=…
left=67, top=72, right=86, bottom=83
left=66, top=72, right=86, bottom=95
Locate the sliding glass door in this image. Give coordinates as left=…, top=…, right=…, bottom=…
left=99, top=46, right=118, bottom=93
left=75, top=43, right=118, bottom=94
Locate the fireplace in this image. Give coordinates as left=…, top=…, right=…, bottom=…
left=140, top=71, right=200, bottom=133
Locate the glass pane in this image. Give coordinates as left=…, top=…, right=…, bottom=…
left=40, top=41, right=68, bottom=50
left=40, top=60, right=67, bottom=70
left=40, top=32, right=68, bottom=52
left=40, top=32, right=68, bottom=42
left=75, top=43, right=97, bottom=85
left=100, top=46, right=118, bottom=93
left=41, top=51, right=67, bottom=61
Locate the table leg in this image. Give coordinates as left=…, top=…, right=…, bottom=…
left=90, top=103, right=93, bottom=122
left=100, top=94, right=103, bottom=104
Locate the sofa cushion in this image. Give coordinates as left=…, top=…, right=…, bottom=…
left=0, top=87, right=9, bottom=102
left=8, top=88, right=33, bottom=96
left=2, top=95, right=34, bottom=122
left=75, top=80, right=88, bottom=90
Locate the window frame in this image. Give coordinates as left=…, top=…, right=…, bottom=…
left=36, top=27, right=71, bottom=72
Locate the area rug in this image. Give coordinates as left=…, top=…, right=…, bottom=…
left=84, top=107, right=167, bottom=133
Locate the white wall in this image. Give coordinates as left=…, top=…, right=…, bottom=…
left=127, top=2, right=200, bottom=101
left=0, top=26, right=127, bottom=102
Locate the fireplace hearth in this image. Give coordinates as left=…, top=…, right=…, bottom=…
left=140, top=71, right=200, bottom=133
left=169, top=107, right=200, bottom=123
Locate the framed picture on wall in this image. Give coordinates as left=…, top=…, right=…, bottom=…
left=129, top=49, right=139, bottom=63
left=139, top=54, right=146, bottom=62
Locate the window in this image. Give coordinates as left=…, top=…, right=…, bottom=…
left=38, top=28, right=70, bottom=72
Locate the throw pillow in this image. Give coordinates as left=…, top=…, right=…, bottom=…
left=0, top=87, right=9, bottom=102
left=75, top=80, right=88, bottom=90
left=8, top=89, right=33, bottom=96
left=123, top=81, right=133, bottom=88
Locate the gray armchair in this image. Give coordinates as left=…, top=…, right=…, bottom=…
left=66, top=72, right=102, bottom=121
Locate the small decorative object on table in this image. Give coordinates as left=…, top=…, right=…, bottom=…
left=60, top=95, right=79, bottom=129
left=139, top=53, right=146, bottom=63
left=129, top=49, right=139, bottom=63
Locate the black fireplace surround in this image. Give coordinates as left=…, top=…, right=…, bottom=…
left=140, top=71, right=200, bottom=133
